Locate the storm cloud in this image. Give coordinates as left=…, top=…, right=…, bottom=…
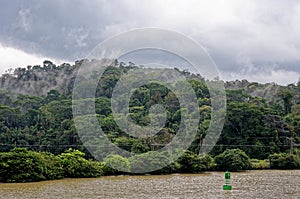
left=0, top=0, right=300, bottom=84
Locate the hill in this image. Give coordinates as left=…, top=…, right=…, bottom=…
left=0, top=59, right=299, bottom=160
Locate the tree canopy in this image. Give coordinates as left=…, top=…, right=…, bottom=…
left=0, top=60, right=299, bottom=178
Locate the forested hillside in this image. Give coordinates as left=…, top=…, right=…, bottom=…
left=0, top=60, right=299, bottom=161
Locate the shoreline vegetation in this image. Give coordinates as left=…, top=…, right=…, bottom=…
left=0, top=147, right=299, bottom=183
left=0, top=60, right=299, bottom=183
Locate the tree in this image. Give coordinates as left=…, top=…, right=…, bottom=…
left=214, top=101, right=282, bottom=159
left=279, top=90, right=293, bottom=114
left=44, top=90, right=61, bottom=103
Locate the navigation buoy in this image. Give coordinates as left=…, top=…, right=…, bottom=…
left=223, top=171, right=232, bottom=190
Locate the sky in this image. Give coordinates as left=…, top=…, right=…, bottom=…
left=0, top=0, right=300, bottom=85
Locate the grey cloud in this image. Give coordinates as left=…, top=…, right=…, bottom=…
left=0, top=0, right=299, bottom=84
left=0, top=0, right=129, bottom=59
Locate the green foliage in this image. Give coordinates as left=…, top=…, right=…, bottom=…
left=103, top=154, right=130, bottom=174
left=158, top=161, right=181, bottom=174
left=269, top=153, right=300, bottom=169
left=131, top=139, right=150, bottom=153
left=0, top=105, right=22, bottom=128
left=176, top=150, right=214, bottom=173
left=198, top=154, right=215, bottom=171
left=226, top=89, right=252, bottom=103
left=1, top=63, right=299, bottom=159
left=129, top=151, right=171, bottom=174
left=59, top=148, right=103, bottom=178
left=0, top=148, right=48, bottom=182
left=278, top=90, right=293, bottom=114
left=214, top=149, right=252, bottom=171
left=0, top=148, right=105, bottom=182
left=213, top=101, right=292, bottom=159
left=250, top=159, right=270, bottom=169
left=0, top=61, right=300, bottom=181
left=39, top=152, right=64, bottom=180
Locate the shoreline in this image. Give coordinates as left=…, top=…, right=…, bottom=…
left=1, top=169, right=299, bottom=184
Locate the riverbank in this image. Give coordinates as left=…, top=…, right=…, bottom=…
left=1, top=147, right=300, bottom=183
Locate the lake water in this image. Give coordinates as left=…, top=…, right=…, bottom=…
left=0, top=170, right=299, bottom=199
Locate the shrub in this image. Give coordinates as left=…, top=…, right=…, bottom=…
left=269, top=153, right=300, bottom=169
left=155, top=150, right=181, bottom=174
left=214, top=149, right=252, bottom=171
left=40, top=152, right=64, bottom=180
left=198, top=154, right=215, bottom=171
left=175, top=150, right=214, bottom=173
left=59, top=148, right=103, bottom=178
left=0, top=148, right=46, bottom=182
left=158, top=161, right=181, bottom=174
left=103, top=154, right=130, bottom=175
left=129, top=151, right=170, bottom=174
left=250, top=159, right=270, bottom=169
left=0, top=148, right=104, bottom=182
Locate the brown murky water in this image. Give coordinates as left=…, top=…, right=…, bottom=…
left=0, top=170, right=299, bottom=199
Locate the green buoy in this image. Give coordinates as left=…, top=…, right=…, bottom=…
left=223, top=171, right=232, bottom=190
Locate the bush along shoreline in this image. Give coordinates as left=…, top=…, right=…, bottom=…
left=0, top=148, right=299, bottom=183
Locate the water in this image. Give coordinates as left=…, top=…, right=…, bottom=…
left=0, top=170, right=299, bottom=199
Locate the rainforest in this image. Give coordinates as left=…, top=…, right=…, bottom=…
left=0, top=60, right=299, bottom=183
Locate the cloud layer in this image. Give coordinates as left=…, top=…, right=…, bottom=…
left=0, top=43, right=67, bottom=74
left=0, top=0, right=299, bottom=84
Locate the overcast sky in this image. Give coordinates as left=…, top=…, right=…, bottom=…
left=0, top=0, right=300, bottom=85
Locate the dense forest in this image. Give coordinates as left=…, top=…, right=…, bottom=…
left=0, top=60, right=299, bottom=182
